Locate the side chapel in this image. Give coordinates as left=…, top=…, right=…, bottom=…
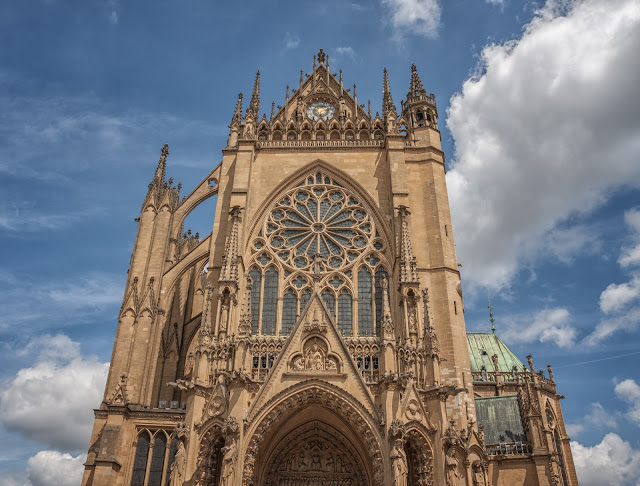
left=82, top=50, right=579, bottom=486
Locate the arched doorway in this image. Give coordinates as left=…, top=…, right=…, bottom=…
left=262, top=420, right=367, bottom=486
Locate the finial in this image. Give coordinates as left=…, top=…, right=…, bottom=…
left=285, top=84, right=289, bottom=103
left=382, top=68, right=397, bottom=118
left=300, top=69, right=304, bottom=90
left=270, top=101, right=275, bottom=121
left=488, top=299, right=495, bottom=333
left=339, top=69, right=343, bottom=94
left=317, top=49, right=325, bottom=64
left=368, top=100, right=371, bottom=119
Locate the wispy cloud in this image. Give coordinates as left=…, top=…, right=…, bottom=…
left=284, top=32, right=301, bottom=50
left=0, top=201, right=102, bottom=233
left=381, top=0, right=441, bottom=40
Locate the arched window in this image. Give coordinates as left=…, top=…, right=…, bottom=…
left=131, top=431, right=150, bottom=486
left=249, top=267, right=262, bottom=334
left=358, top=268, right=373, bottom=336
left=322, top=289, right=335, bottom=317
left=148, top=432, right=167, bottom=486
left=261, top=267, right=278, bottom=334
left=338, top=290, right=353, bottom=336
left=282, top=288, right=297, bottom=335
left=248, top=170, right=390, bottom=338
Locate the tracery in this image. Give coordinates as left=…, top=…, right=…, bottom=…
left=247, top=170, right=390, bottom=338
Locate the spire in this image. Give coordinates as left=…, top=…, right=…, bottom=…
left=270, top=101, right=275, bottom=122
left=488, top=300, right=496, bottom=333
left=407, top=63, right=427, bottom=101
left=382, top=68, right=397, bottom=117
left=231, top=93, right=243, bottom=126
left=285, top=84, right=290, bottom=104
left=396, top=205, right=419, bottom=284
left=368, top=100, right=372, bottom=119
left=300, top=69, right=304, bottom=91
left=219, top=206, right=243, bottom=284
left=339, top=69, right=343, bottom=94
left=246, top=71, right=260, bottom=117
left=153, top=144, right=169, bottom=182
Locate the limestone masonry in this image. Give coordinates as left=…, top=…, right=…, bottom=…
left=82, top=50, right=578, bottom=486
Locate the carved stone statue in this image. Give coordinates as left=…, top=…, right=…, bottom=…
left=220, top=436, right=237, bottom=486
left=390, top=439, right=408, bottom=486
left=169, top=441, right=186, bottom=486
left=472, top=460, right=485, bottom=486
left=445, top=448, right=460, bottom=486
left=306, top=343, right=324, bottom=370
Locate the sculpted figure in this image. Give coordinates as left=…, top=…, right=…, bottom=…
left=472, top=461, right=485, bottom=486
left=219, top=437, right=237, bottom=486
left=446, top=449, right=460, bottom=486
left=169, top=441, right=186, bottom=486
left=390, top=439, right=408, bottom=486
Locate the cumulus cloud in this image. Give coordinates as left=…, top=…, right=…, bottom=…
left=587, top=208, right=640, bottom=344
left=446, top=0, right=640, bottom=290
left=0, top=334, right=109, bottom=451
left=499, top=307, right=577, bottom=348
left=27, top=451, right=86, bottom=486
left=335, top=46, right=355, bottom=59
left=381, top=0, right=441, bottom=39
left=572, top=433, right=640, bottom=486
left=566, top=402, right=618, bottom=437
left=615, top=379, right=640, bottom=425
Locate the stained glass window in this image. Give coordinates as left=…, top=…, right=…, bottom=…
left=282, top=289, right=297, bottom=335
left=164, top=438, right=178, bottom=486
left=249, top=267, right=261, bottom=335
left=358, top=268, right=373, bottom=336
left=338, top=290, right=353, bottom=336
left=261, top=268, right=278, bottom=334
left=322, top=289, right=335, bottom=317
left=147, top=433, right=166, bottom=486
left=131, top=431, right=150, bottom=486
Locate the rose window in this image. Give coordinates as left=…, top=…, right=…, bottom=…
left=265, top=184, right=372, bottom=272
left=248, top=171, right=389, bottom=341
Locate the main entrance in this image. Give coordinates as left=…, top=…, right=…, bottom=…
left=261, top=420, right=368, bottom=486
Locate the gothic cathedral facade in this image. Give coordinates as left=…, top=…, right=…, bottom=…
left=82, top=50, right=579, bottom=486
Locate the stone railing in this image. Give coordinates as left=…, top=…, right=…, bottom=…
left=472, top=370, right=555, bottom=391
left=256, top=139, right=384, bottom=149
left=486, top=441, right=532, bottom=456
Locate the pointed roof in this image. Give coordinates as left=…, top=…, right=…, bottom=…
left=466, top=332, right=525, bottom=372
left=230, top=93, right=243, bottom=125
left=396, top=205, right=419, bottom=284
left=153, top=144, right=168, bottom=182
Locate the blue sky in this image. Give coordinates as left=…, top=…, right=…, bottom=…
left=1, top=0, right=640, bottom=484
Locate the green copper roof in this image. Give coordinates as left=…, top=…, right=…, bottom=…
left=475, top=396, right=527, bottom=444
left=467, top=332, right=525, bottom=372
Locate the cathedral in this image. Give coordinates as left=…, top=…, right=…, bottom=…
left=82, top=50, right=579, bottom=486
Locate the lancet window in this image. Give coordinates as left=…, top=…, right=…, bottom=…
left=130, top=429, right=178, bottom=486
left=247, top=170, right=390, bottom=337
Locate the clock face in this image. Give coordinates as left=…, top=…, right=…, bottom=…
left=306, top=101, right=335, bottom=121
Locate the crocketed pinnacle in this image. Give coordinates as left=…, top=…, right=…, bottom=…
left=154, top=144, right=169, bottom=183
left=406, top=63, right=427, bottom=102
left=246, top=71, right=260, bottom=117
left=231, top=93, right=243, bottom=126
left=382, top=68, right=397, bottom=117
left=238, top=275, right=253, bottom=335
left=397, top=205, right=419, bottom=284
left=219, top=206, right=243, bottom=284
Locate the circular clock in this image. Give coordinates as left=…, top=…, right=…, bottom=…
left=306, top=101, right=335, bottom=121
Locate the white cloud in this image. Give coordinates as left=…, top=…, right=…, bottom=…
left=0, top=334, right=109, bottom=452
left=446, top=0, right=640, bottom=290
left=284, top=32, right=300, bottom=50
left=620, top=208, right=640, bottom=267
left=0, top=201, right=100, bottom=232
left=599, top=277, right=640, bottom=314
left=0, top=470, right=27, bottom=486
left=27, top=451, right=86, bottom=486
left=335, top=46, right=355, bottom=59
left=500, top=307, right=577, bottom=348
left=572, top=433, right=640, bottom=486
left=381, top=0, right=441, bottom=39
left=566, top=402, right=618, bottom=438
left=585, top=307, right=640, bottom=346
left=615, top=379, right=640, bottom=425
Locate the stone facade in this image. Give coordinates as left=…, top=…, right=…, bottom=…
left=82, top=50, right=578, bottom=486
